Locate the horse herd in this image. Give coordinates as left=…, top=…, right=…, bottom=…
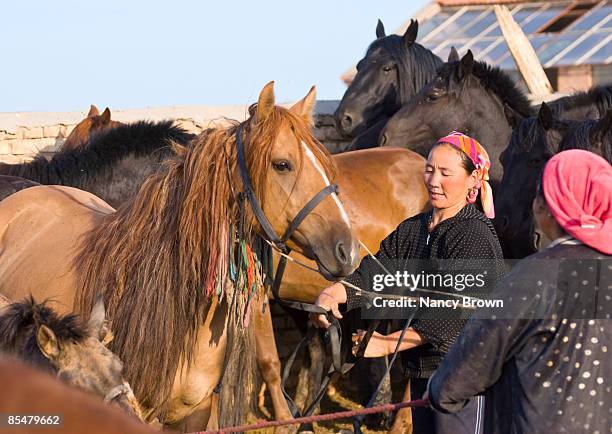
left=0, top=18, right=610, bottom=434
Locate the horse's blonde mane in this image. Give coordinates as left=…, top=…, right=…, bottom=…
left=74, top=105, right=335, bottom=416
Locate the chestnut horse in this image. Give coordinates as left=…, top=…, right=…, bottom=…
left=0, top=82, right=359, bottom=431
left=0, top=358, right=158, bottom=434
left=61, top=105, right=123, bottom=151
left=0, top=101, right=429, bottom=431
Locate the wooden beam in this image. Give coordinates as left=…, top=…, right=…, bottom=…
left=494, top=5, right=553, bottom=95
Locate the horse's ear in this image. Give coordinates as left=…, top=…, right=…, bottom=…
left=88, top=105, right=100, bottom=117
left=448, top=46, right=459, bottom=63
left=403, top=19, right=418, bottom=47
left=87, top=295, right=106, bottom=340
left=255, top=81, right=276, bottom=124
left=504, top=103, right=524, bottom=129
left=376, top=19, right=386, bottom=38
left=36, top=325, right=60, bottom=360
left=591, top=109, right=612, bottom=142
left=457, top=50, right=474, bottom=81
left=290, top=85, right=317, bottom=125
left=100, top=108, right=111, bottom=125
left=537, top=102, right=554, bottom=130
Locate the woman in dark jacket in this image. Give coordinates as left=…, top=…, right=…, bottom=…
left=311, top=132, right=506, bottom=434
left=427, top=149, right=611, bottom=434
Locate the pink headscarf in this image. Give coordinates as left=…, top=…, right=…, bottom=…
left=543, top=149, right=612, bottom=255
left=436, top=131, right=495, bottom=219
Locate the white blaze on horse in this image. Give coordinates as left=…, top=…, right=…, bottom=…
left=0, top=82, right=359, bottom=431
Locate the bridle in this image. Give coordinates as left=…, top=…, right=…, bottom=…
left=103, top=382, right=132, bottom=404
left=233, top=123, right=407, bottom=432
left=235, top=124, right=338, bottom=312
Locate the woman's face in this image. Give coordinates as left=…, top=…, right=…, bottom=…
left=424, top=144, right=477, bottom=210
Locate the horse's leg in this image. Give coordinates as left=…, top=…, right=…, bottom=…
left=389, top=380, right=412, bottom=434
left=252, top=297, right=296, bottom=433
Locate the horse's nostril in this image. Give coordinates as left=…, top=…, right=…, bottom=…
left=380, top=133, right=388, bottom=146
left=335, top=241, right=348, bottom=264
left=341, top=115, right=353, bottom=131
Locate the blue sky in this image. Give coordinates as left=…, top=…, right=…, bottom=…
left=2, top=0, right=428, bottom=112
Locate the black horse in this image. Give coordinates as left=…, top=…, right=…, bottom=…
left=379, top=50, right=534, bottom=183
left=0, top=120, right=194, bottom=208
left=496, top=86, right=612, bottom=258
left=334, top=19, right=443, bottom=143
left=0, top=175, right=40, bottom=201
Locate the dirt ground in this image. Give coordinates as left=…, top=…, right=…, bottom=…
left=249, top=372, right=409, bottom=434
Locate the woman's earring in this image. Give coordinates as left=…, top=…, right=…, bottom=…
left=467, top=188, right=478, bottom=203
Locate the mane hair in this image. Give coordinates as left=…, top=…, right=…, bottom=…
left=73, top=105, right=335, bottom=417
left=0, top=296, right=87, bottom=372
left=440, top=59, right=534, bottom=117
left=373, top=35, right=443, bottom=103
left=559, top=118, right=612, bottom=163
left=0, top=120, right=195, bottom=188
left=509, top=115, right=572, bottom=153
left=549, top=84, right=612, bottom=117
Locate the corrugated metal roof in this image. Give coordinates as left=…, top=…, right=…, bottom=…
left=421, top=1, right=611, bottom=68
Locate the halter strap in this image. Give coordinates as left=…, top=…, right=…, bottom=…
left=235, top=124, right=339, bottom=251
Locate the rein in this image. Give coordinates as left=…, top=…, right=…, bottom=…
left=230, top=123, right=480, bottom=430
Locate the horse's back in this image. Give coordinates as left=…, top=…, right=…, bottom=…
left=0, top=185, right=114, bottom=312
left=334, top=146, right=428, bottom=228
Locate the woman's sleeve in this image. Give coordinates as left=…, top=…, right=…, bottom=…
left=411, top=220, right=505, bottom=353
left=427, top=259, right=543, bottom=413
left=342, top=220, right=410, bottom=312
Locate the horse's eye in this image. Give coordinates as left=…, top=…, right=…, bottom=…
left=272, top=160, right=292, bottom=172
left=382, top=65, right=395, bottom=72
left=425, top=94, right=438, bottom=102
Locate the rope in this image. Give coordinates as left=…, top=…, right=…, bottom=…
left=193, top=398, right=429, bottom=433
left=262, top=238, right=483, bottom=308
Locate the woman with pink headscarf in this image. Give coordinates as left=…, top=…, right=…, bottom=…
left=311, top=132, right=506, bottom=434
left=428, top=149, right=611, bottom=433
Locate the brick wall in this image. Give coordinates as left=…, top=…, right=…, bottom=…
left=0, top=101, right=349, bottom=163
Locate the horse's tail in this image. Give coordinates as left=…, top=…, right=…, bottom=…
left=218, top=306, right=259, bottom=428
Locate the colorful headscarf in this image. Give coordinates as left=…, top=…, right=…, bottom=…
left=542, top=149, right=612, bottom=255
left=436, top=131, right=495, bottom=219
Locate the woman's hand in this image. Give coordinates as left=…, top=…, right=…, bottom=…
left=310, top=282, right=347, bottom=329
left=351, top=330, right=391, bottom=358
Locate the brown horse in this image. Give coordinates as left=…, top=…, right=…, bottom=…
left=0, top=82, right=358, bottom=431
left=0, top=103, right=429, bottom=429
left=0, top=295, right=143, bottom=419
left=0, top=358, right=160, bottom=434
left=61, top=105, right=123, bottom=151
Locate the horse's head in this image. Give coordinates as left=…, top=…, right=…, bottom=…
left=495, top=103, right=570, bottom=258
left=243, top=82, right=360, bottom=279
left=61, top=105, right=124, bottom=152
left=378, top=51, right=477, bottom=156
left=0, top=297, right=143, bottom=420
left=334, top=20, right=439, bottom=137
left=379, top=50, right=530, bottom=181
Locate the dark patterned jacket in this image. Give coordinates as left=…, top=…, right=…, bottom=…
left=428, top=242, right=611, bottom=433
left=343, top=203, right=505, bottom=378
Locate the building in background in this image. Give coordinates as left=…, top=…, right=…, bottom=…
left=343, top=0, right=611, bottom=92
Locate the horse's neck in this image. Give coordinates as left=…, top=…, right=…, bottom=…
left=464, top=87, right=512, bottom=182
left=559, top=103, right=600, bottom=121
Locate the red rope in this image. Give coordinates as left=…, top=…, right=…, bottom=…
left=194, top=398, right=429, bottom=433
